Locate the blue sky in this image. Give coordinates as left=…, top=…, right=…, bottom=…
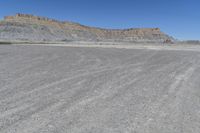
left=0, top=0, right=199, bottom=40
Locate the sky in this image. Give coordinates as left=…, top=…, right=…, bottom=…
left=0, top=0, right=199, bottom=40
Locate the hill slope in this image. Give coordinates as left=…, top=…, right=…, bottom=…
left=0, top=14, right=174, bottom=43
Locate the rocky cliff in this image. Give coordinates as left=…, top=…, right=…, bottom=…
left=0, top=14, right=174, bottom=43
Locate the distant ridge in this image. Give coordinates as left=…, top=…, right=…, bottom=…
left=0, top=13, right=175, bottom=43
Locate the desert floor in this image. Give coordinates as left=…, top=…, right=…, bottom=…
left=0, top=44, right=200, bottom=133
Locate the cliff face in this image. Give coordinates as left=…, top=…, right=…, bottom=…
left=0, top=14, right=174, bottom=43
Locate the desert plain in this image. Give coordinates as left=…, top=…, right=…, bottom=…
left=0, top=43, right=200, bottom=133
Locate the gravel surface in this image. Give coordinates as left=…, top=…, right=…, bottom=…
left=0, top=44, right=200, bottom=133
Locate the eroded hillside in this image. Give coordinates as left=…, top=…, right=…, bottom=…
left=0, top=14, right=174, bottom=43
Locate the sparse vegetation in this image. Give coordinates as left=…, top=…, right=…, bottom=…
left=0, top=29, right=4, bottom=33
left=0, top=41, right=12, bottom=45
left=32, top=24, right=38, bottom=29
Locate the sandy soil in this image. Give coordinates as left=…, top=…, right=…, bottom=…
left=0, top=44, right=200, bottom=133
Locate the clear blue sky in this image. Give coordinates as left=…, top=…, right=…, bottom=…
left=0, top=0, right=199, bottom=40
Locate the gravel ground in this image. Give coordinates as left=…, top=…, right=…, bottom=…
left=0, top=44, right=200, bottom=133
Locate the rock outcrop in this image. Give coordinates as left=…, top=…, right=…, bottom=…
left=0, top=13, right=174, bottom=43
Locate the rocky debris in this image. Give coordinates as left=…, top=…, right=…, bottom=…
left=163, top=39, right=174, bottom=44
left=0, top=14, right=175, bottom=43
